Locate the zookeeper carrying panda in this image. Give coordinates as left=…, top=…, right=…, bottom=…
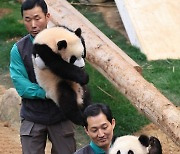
left=9, top=0, right=76, bottom=153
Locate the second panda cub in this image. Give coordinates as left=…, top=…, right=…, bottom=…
left=32, top=26, right=91, bottom=126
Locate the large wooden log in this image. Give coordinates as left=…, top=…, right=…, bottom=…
left=45, top=0, right=180, bottom=146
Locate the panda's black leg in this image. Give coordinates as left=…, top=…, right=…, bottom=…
left=58, top=81, right=85, bottom=126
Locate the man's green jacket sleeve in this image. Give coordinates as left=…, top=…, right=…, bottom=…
left=9, top=43, right=46, bottom=99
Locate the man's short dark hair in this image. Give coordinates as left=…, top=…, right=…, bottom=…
left=21, top=0, right=48, bottom=16
left=83, top=103, right=113, bottom=128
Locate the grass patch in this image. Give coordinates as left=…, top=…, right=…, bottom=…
left=0, top=16, right=26, bottom=40
left=0, top=41, right=14, bottom=71
left=0, top=0, right=26, bottom=72
left=142, top=60, right=180, bottom=105
left=0, top=0, right=26, bottom=40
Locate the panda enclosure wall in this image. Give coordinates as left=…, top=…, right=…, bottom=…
left=45, top=0, right=180, bottom=146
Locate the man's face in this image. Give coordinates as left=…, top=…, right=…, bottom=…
left=85, top=112, right=115, bottom=151
left=22, top=6, right=50, bottom=37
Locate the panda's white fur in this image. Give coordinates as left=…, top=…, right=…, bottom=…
left=109, top=135, right=148, bottom=154
left=32, top=27, right=85, bottom=106
left=32, top=26, right=90, bottom=125
left=33, top=27, right=85, bottom=70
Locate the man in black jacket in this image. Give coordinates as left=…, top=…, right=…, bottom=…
left=74, top=103, right=115, bottom=154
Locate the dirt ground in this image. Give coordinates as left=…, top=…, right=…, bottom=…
left=0, top=3, right=180, bottom=154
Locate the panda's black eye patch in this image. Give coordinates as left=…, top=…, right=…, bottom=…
left=117, top=150, right=121, bottom=154
left=128, top=150, right=134, bottom=154
left=57, top=40, right=67, bottom=50
left=70, top=56, right=77, bottom=64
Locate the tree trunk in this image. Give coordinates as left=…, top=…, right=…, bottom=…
left=45, top=0, right=180, bottom=146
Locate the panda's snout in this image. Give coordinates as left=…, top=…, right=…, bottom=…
left=73, top=57, right=85, bottom=68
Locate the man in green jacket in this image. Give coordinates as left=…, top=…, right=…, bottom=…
left=9, top=0, right=76, bottom=153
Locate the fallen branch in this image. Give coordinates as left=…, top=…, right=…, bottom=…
left=97, top=85, right=115, bottom=99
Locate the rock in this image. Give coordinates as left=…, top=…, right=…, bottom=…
left=0, top=88, right=21, bottom=127
left=0, top=85, right=6, bottom=95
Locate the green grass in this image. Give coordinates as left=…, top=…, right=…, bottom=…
left=0, top=0, right=26, bottom=40
left=0, top=0, right=26, bottom=72
left=142, top=60, right=180, bottom=105
left=0, top=16, right=26, bottom=40
left=0, top=41, right=13, bottom=70
left=0, top=0, right=179, bottom=138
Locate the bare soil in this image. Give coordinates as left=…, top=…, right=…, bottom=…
left=0, top=121, right=22, bottom=154
left=0, top=3, right=179, bottom=153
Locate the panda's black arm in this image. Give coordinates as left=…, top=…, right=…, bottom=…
left=51, top=60, right=89, bottom=85
left=33, top=44, right=89, bottom=85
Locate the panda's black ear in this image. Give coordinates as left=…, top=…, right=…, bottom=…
left=138, top=135, right=150, bottom=147
left=75, top=28, right=81, bottom=37
left=57, top=40, right=67, bottom=50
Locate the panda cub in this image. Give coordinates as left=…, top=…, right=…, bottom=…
left=109, top=135, right=162, bottom=154
left=32, top=26, right=91, bottom=126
